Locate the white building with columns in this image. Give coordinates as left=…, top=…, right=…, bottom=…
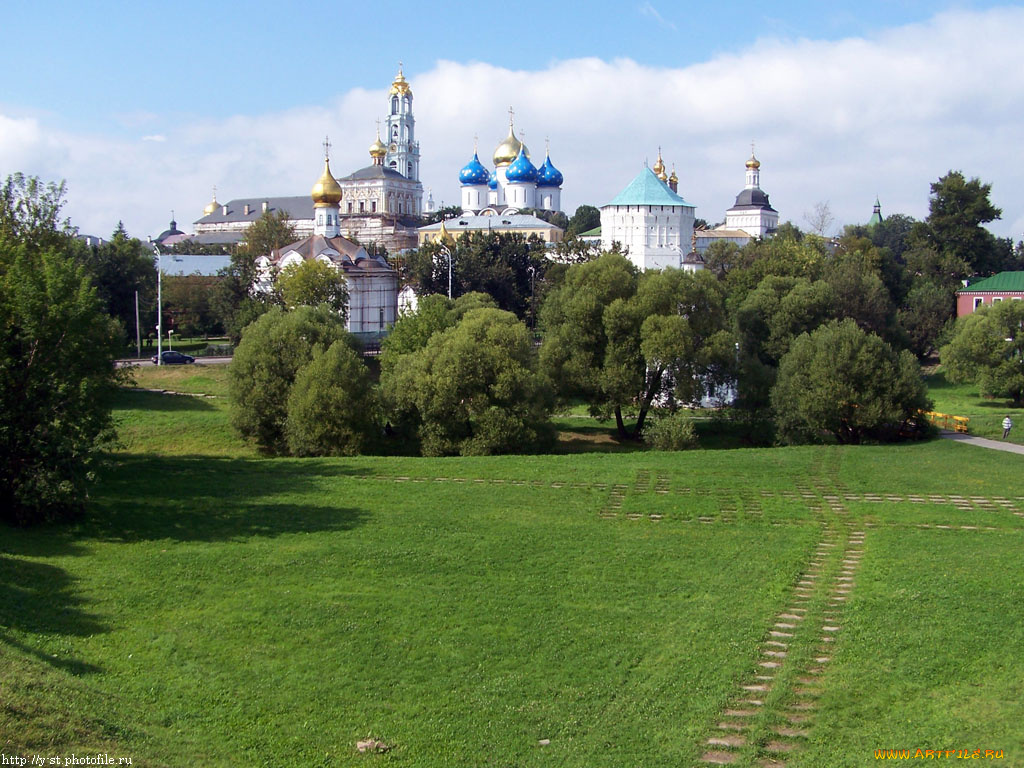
left=721, top=151, right=778, bottom=237
left=600, top=166, right=696, bottom=272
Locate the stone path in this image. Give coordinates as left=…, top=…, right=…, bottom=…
left=940, top=430, right=1024, bottom=455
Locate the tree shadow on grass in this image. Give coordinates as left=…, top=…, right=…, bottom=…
left=0, top=554, right=105, bottom=676
left=76, top=454, right=371, bottom=544
left=116, top=389, right=218, bottom=412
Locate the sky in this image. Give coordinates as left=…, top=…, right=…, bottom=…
left=2, top=0, right=1023, bottom=242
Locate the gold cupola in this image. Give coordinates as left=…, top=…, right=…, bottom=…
left=311, top=138, right=343, bottom=208
left=203, top=186, right=219, bottom=216
left=369, top=129, right=387, bottom=164
left=653, top=148, right=668, bottom=181
left=389, top=64, right=412, bottom=96
left=746, top=142, right=761, bottom=169
left=493, top=112, right=529, bottom=167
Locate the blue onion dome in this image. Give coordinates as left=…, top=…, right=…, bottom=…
left=458, top=152, right=490, bottom=186
left=504, top=146, right=539, bottom=183
left=488, top=173, right=499, bottom=190
left=536, top=152, right=563, bottom=187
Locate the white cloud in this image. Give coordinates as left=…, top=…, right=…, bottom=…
left=141, top=134, right=166, bottom=143
left=3, top=6, right=1023, bottom=242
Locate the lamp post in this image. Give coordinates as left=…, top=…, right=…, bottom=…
left=527, top=265, right=536, bottom=330
left=443, top=244, right=453, bottom=299
left=150, top=239, right=162, bottom=365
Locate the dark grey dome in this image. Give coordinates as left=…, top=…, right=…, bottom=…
left=733, top=188, right=774, bottom=209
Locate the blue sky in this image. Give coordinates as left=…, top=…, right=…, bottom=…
left=2, top=1, right=1022, bottom=240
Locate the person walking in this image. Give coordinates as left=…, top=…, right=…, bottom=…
left=1003, top=415, right=1013, bottom=439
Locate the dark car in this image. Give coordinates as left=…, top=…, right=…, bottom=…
left=152, top=350, right=195, bottom=365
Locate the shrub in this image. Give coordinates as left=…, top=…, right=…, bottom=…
left=285, top=341, right=378, bottom=456
left=771, top=319, right=930, bottom=444
left=644, top=412, right=699, bottom=451
left=228, top=305, right=352, bottom=453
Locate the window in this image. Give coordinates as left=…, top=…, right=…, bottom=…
left=359, top=202, right=365, bottom=213
left=317, top=214, right=323, bottom=226
left=379, top=306, right=385, bottom=329
left=371, top=201, right=377, bottom=213
left=391, top=97, right=398, bottom=114
left=993, top=296, right=1003, bottom=303
left=347, top=202, right=353, bottom=213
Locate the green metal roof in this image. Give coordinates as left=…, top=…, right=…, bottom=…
left=578, top=225, right=601, bottom=237
left=957, top=272, right=1024, bottom=293
left=607, top=167, right=693, bottom=207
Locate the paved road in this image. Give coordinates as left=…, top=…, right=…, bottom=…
left=116, top=357, right=233, bottom=368
left=940, top=430, right=1024, bottom=455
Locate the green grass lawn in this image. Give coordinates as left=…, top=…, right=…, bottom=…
left=925, top=369, right=1024, bottom=445
left=3, top=371, right=1023, bottom=766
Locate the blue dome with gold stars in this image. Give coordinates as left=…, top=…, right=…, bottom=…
left=459, top=152, right=490, bottom=186
left=488, top=174, right=499, bottom=190
left=504, top=146, right=539, bottom=183
left=537, top=153, right=563, bottom=187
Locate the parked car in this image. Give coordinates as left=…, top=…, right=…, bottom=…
left=152, top=350, right=196, bottom=365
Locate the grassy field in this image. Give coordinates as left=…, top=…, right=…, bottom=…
left=924, top=369, right=1024, bottom=445
left=2, top=366, right=1023, bottom=766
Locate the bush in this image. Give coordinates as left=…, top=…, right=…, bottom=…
left=771, top=319, right=930, bottom=444
left=386, top=308, right=555, bottom=456
left=644, top=412, right=699, bottom=451
left=285, top=341, right=378, bottom=456
left=228, top=305, right=352, bottom=453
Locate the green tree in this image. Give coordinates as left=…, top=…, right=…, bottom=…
left=941, top=300, right=1024, bottom=406
left=211, top=211, right=295, bottom=343
left=405, top=232, right=546, bottom=319
left=772, top=319, right=930, bottom=444
left=77, top=223, right=157, bottom=344
left=734, top=276, right=834, bottom=411
left=566, top=204, right=601, bottom=237
left=162, top=274, right=223, bottom=338
left=898, top=280, right=956, bottom=358
left=385, top=308, right=554, bottom=456
left=542, top=256, right=732, bottom=438
left=228, top=305, right=353, bottom=453
left=276, top=259, right=348, bottom=315
left=0, top=177, right=123, bottom=525
left=285, top=340, right=378, bottom=456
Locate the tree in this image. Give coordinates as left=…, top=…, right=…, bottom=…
left=803, top=202, right=835, bottom=237
left=772, top=319, right=930, bottom=444
left=162, top=274, right=223, bottom=338
left=898, top=280, right=955, bottom=358
left=566, top=204, right=601, bottom=237
left=275, top=259, right=348, bottom=316
left=941, top=300, right=1024, bottom=406
left=541, top=256, right=732, bottom=439
left=385, top=308, right=554, bottom=456
left=228, top=305, right=353, bottom=453
left=77, top=223, right=157, bottom=344
left=211, top=211, right=295, bottom=343
left=285, top=340, right=378, bottom=456
left=1, top=176, right=123, bottom=525
left=403, top=232, right=547, bottom=319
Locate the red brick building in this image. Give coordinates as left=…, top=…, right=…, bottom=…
left=956, top=271, right=1024, bottom=316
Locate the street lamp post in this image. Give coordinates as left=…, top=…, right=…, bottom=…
left=527, top=265, right=536, bottom=330
left=150, top=239, right=162, bottom=365
left=443, top=244, right=453, bottom=299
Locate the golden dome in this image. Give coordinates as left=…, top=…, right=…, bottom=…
left=203, top=187, right=219, bottom=216
left=746, top=151, right=761, bottom=170
left=369, top=132, right=387, bottom=158
left=669, top=167, right=678, bottom=184
left=311, top=159, right=343, bottom=207
left=389, top=65, right=412, bottom=96
left=653, top=149, right=667, bottom=181
left=493, top=123, right=530, bottom=167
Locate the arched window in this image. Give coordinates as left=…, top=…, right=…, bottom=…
left=391, top=96, right=398, bottom=114
left=317, top=214, right=323, bottom=226
left=407, top=162, right=413, bottom=177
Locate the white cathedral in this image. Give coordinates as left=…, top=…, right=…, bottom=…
left=458, top=113, right=564, bottom=215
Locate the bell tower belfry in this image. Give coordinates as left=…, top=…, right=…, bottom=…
left=384, top=63, right=421, bottom=184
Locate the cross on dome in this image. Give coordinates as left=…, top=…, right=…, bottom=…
left=323, top=136, right=332, bottom=162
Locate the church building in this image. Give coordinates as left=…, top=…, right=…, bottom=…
left=193, top=67, right=424, bottom=253
left=457, top=112, right=564, bottom=216
left=256, top=146, right=399, bottom=340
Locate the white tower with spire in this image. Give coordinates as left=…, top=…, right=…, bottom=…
left=723, top=145, right=778, bottom=238
left=384, top=64, right=420, bottom=184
